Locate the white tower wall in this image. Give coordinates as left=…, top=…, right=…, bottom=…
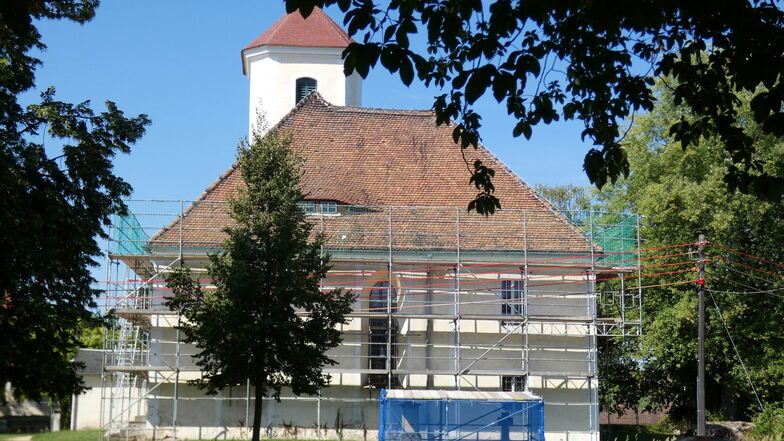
left=243, top=45, right=362, bottom=138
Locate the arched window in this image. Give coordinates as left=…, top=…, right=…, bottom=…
left=368, top=281, right=399, bottom=387
left=295, top=77, right=317, bottom=103
left=369, top=281, right=393, bottom=312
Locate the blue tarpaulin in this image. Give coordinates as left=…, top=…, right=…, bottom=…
left=379, top=389, right=545, bottom=441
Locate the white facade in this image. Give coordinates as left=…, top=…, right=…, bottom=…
left=242, top=45, right=362, bottom=137
left=71, top=375, right=106, bottom=430
left=102, top=223, right=623, bottom=441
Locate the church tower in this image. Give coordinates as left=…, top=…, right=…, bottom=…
left=241, top=7, right=362, bottom=137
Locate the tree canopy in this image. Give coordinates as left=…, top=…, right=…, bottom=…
left=533, top=184, right=593, bottom=213
left=598, top=84, right=784, bottom=421
left=285, top=0, right=784, bottom=213
left=164, top=130, right=355, bottom=441
left=0, top=0, right=150, bottom=401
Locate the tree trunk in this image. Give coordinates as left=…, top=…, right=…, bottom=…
left=252, top=379, right=264, bottom=441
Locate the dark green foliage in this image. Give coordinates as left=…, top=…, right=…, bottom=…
left=0, top=1, right=149, bottom=402
left=598, top=84, right=784, bottom=422
left=286, top=0, right=784, bottom=212
left=749, top=402, right=784, bottom=440
left=599, top=424, right=678, bottom=441
left=165, top=132, right=355, bottom=441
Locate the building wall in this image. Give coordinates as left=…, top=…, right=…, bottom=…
left=245, top=46, right=362, bottom=135
left=138, top=259, right=598, bottom=441
left=144, top=382, right=595, bottom=441
left=72, top=375, right=107, bottom=430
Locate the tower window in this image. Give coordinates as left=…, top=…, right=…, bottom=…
left=295, top=77, right=317, bottom=103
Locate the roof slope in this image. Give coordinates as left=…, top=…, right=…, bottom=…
left=244, top=7, right=352, bottom=50
left=151, top=94, right=590, bottom=253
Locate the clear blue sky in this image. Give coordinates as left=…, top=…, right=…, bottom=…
left=29, top=0, right=594, bottom=206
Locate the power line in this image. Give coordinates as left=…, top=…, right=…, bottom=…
left=705, top=268, right=784, bottom=300
left=705, top=286, right=766, bottom=413
left=706, top=287, right=784, bottom=300
left=706, top=263, right=784, bottom=299
left=711, top=254, right=784, bottom=279
left=712, top=243, right=784, bottom=270
left=710, top=260, right=781, bottom=286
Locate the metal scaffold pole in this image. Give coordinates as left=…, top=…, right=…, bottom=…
left=455, top=208, right=461, bottom=390
left=636, top=215, right=643, bottom=335
left=522, top=210, right=529, bottom=388
left=173, top=200, right=184, bottom=439
left=588, top=208, right=598, bottom=434
left=387, top=207, right=393, bottom=390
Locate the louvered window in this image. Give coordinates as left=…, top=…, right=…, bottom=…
left=295, top=77, right=317, bottom=103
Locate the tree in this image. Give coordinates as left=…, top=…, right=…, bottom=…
left=1, top=0, right=150, bottom=402
left=285, top=1, right=784, bottom=213
left=164, top=131, right=355, bottom=441
left=533, top=184, right=593, bottom=213
left=598, top=84, right=784, bottom=421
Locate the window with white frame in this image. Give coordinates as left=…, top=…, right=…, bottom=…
left=299, top=201, right=339, bottom=215
left=501, top=375, right=526, bottom=392
left=300, top=201, right=317, bottom=213
left=501, top=279, right=524, bottom=316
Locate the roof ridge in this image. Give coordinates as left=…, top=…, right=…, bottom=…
left=332, top=105, right=434, bottom=115
left=243, top=7, right=352, bottom=51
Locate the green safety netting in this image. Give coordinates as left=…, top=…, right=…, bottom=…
left=593, top=215, right=638, bottom=266
left=111, top=213, right=148, bottom=255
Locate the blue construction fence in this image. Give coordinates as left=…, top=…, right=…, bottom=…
left=379, top=390, right=545, bottom=441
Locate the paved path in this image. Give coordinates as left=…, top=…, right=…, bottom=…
left=6, top=436, right=33, bottom=441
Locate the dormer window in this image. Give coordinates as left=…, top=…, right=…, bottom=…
left=301, top=201, right=317, bottom=214
left=295, top=77, right=317, bottom=103
left=299, top=200, right=339, bottom=215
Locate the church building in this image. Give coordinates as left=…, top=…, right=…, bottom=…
left=96, top=8, right=641, bottom=441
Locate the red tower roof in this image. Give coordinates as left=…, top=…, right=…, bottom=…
left=244, top=7, right=353, bottom=51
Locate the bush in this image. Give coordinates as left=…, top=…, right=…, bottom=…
left=750, top=403, right=784, bottom=441
left=647, top=416, right=680, bottom=435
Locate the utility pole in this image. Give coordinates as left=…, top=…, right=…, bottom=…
left=696, top=234, right=706, bottom=438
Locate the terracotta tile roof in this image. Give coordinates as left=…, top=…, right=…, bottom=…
left=150, top=93, right=592, bottom=254
left=243, top=7, right=353, bottom=51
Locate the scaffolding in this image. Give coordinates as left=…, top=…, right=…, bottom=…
left=99, top=200, right=643, bottom=441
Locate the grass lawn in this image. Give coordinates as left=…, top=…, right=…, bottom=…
left=0, top=435, right=31, bottom=441
left=30, top=430, right=100, bottom=441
